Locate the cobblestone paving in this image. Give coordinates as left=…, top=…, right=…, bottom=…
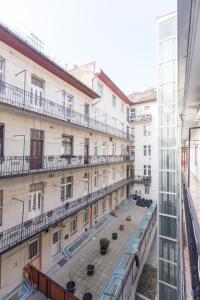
left=49, top=201, right=147, bottom=300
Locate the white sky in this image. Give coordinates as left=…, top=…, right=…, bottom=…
left=0, top=0, right=176, bottom=94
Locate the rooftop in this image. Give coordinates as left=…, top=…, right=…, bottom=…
left=47, top=201, right=147, bottom=299
left=129, top=88, right=156, bottom=105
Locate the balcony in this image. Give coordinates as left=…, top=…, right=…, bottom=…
left=129, top=114, right=152, bottom=123
left=0, top=155, right=134, bottom=178
left=133, top=175, right=151, bottom=185
left=182, top=175, right=200, bottom=298
left=0, top=176, right=134, bottom=254
left=0, top=81, right=134, bottom=141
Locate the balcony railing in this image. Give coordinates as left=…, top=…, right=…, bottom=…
left=0, top=81, right=134, bottom=141
left=0, top=176, right=134, bottom=254
left=0, top=155, right=134, bottom=178
left=129, top=114, right=152, bottom=123
left=134, top=175, right=151, bottom=185
left=182, top=176, right=200, bottom=298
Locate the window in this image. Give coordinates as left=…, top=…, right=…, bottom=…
left=112, top=168, right=116, bottom=180
left=112, top=95, right=116, bottom=107
left=0, top=190, right=3, bottom=226
left=145, top=185, right=150, bottom=195
left=28, top=183, right=44, bottom=218
left=121, top=122, right=124, bottom=131
left=120, top=188, right=124, bottom=198
left=144, top=165, right=151, bottom=176
left=94, top=171, right=99, bottom=187
left=0, top=125, right=4, bottom=156
left=97, top=81, right=103, bottom=96
left=144, top=125, right=151, bottom=136
left=70, top=218, right=77, bottom=234
left=94, top=141, right=98, bottom=156
left=121, top=144, right=124, bottom=155
left=144, top=106, right=150, bottom=111
left=102, top=170, right=107, bottom=186
left=121, top=103, right=124, bottom=113
left=31, top=76, right=44, bottom=106
left=102, top=141, right=106, bottom=156
left=120, top=166, right=124, bottom=178
left=62, top=135, right=73, bottom=155
left=130, top=145, right=135, bottom=159
left=29, top=238, right=39, bottom=259
left=112, top=143, right=116, bottom=155
left=93, top=204, right=98, bottom=218
left=144, top=145, right=151, bottom=157
left=144, top=145, right=147, bottom=156
left=148, top=145, right=151, bottom=156
left=83, top=208, right=89, bottom=224
left=83, top=172, right=89, bottom=195
left=62, top=91, right=73, bottom=109
left=130, top=108, right=136, bottom=118
left=102, top=199, right=106, bottom=212
left=131, top=127, right=135, bottom=137
left=61, top=176, right=73, bottom=201
left=0, top=59, right=5, bottom=82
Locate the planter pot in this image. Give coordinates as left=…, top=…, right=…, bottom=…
left=100, top=246, right=107, bottom=255
left=126, top=216, right=132, bottom=221
left=119, top=224, right=124, bottom=231
left=87, top=264, right=95, bottom=276
left=66, top=281, right=75, bottom=294
left=112, top=232, right=118, bottom=240
left=83, top=293, right=93, bottom=300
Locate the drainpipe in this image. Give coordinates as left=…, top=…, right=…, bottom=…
left=188, top=127, right=200, bottom=187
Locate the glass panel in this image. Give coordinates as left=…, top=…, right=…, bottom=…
left=159, top=171, right=176, bottom=193
left=159, top=237, right=177, bottom=262
left=159, top=215, right=177, bottom=239
left=159, top=61, right=176, bottom=85
left=159, top=260, right=177, bottom=286
left=158, top=16, right=177, bottom=41
left=159, top=282, right=177, bottom=300
left=160, top=149, right=176, bottom=170
left=159, top=38, right=176, bottom=63
left=159, top=105, right=176, bottom=126
left=159, top=193, right=176, bottom=215
left=159, top=82, right=176, bottom=104
left=159, top=127, right=176, bottom=147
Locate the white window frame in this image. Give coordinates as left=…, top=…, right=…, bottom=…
left=94, top=141, right=98, bottom=156
left=28, top=237, right=40, bottom=260
left=61, top=176, right=73, bottom=201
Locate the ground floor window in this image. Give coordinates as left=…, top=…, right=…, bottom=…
left=70, top=217, right=77, bottom=234
left=145, top=185, right=150, bottom=195
left=93, top=203, right=98, bottom=218
left=83, top=208, right=89, bottom=224
left=29, top=238, right=39, bottom=260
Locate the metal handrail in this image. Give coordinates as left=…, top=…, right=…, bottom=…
left=0, top=81, right=134, bottom=141
left=129, top=114, right=152, bottom=123
left=0, top=176, right=134, bottom=254
left=0, top=155, right=134, bottom=178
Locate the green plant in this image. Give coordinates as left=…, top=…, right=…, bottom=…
left=99, top=238, right=110, bottom=249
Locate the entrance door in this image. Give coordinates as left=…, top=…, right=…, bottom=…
left=84, top=138, right=89, bottom=164
left=31, top=76, right=44, bottom=110
left=52, top=229, right=62, bottom=257
left=30, top=129, right=44, bottom=170
left=28, top=191, right=43, bottom=219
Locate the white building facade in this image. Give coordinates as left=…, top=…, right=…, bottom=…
left=0, top=25, right=134, bottom=297
left=129, top=89, right=158, bottom=202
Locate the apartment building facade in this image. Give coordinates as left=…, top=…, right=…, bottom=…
left=0, top=25, right=134, bottom=297
left=128, top=89, right=158, bottom=202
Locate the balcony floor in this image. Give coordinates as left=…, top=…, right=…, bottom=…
left=46, top=201, right=147, bottom=300
left=189, top=172, right=200, bottom=226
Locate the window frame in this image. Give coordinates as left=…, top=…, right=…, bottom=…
left=61, top=176, right=73, bottom=201
left=28, top=237, right=40, bottom=260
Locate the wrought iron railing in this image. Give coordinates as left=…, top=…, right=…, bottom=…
left=133, top=175, right=151, bottom=184
left=129, top=114, right=152, bottom=123
left=182, top=176, right=200, bottom=299
left=0, top=155, right=134, bottom=178
left=0, top=81, right=134, bottom=141
left=0, top=176, right=134, bottom=254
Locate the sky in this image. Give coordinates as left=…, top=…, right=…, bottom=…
left=0, top=0, right=176, bottom=94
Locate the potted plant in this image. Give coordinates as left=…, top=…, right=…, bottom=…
left=100, top=238, right=110, bottom=255
left=66, top=281, right=75, bottom=294
left=112, top=232, right=118, bottom=240
left=83, top=293, right=93, bottom=300
left=66, top=271, right=76, bottom=294
left=87, top=264, right=95, bottom=276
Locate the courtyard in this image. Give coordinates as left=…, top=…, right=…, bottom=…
left=47, top=200, right=147, bottom=300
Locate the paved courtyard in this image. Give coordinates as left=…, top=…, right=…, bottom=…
left=48, top=201, right=147, bottom=300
